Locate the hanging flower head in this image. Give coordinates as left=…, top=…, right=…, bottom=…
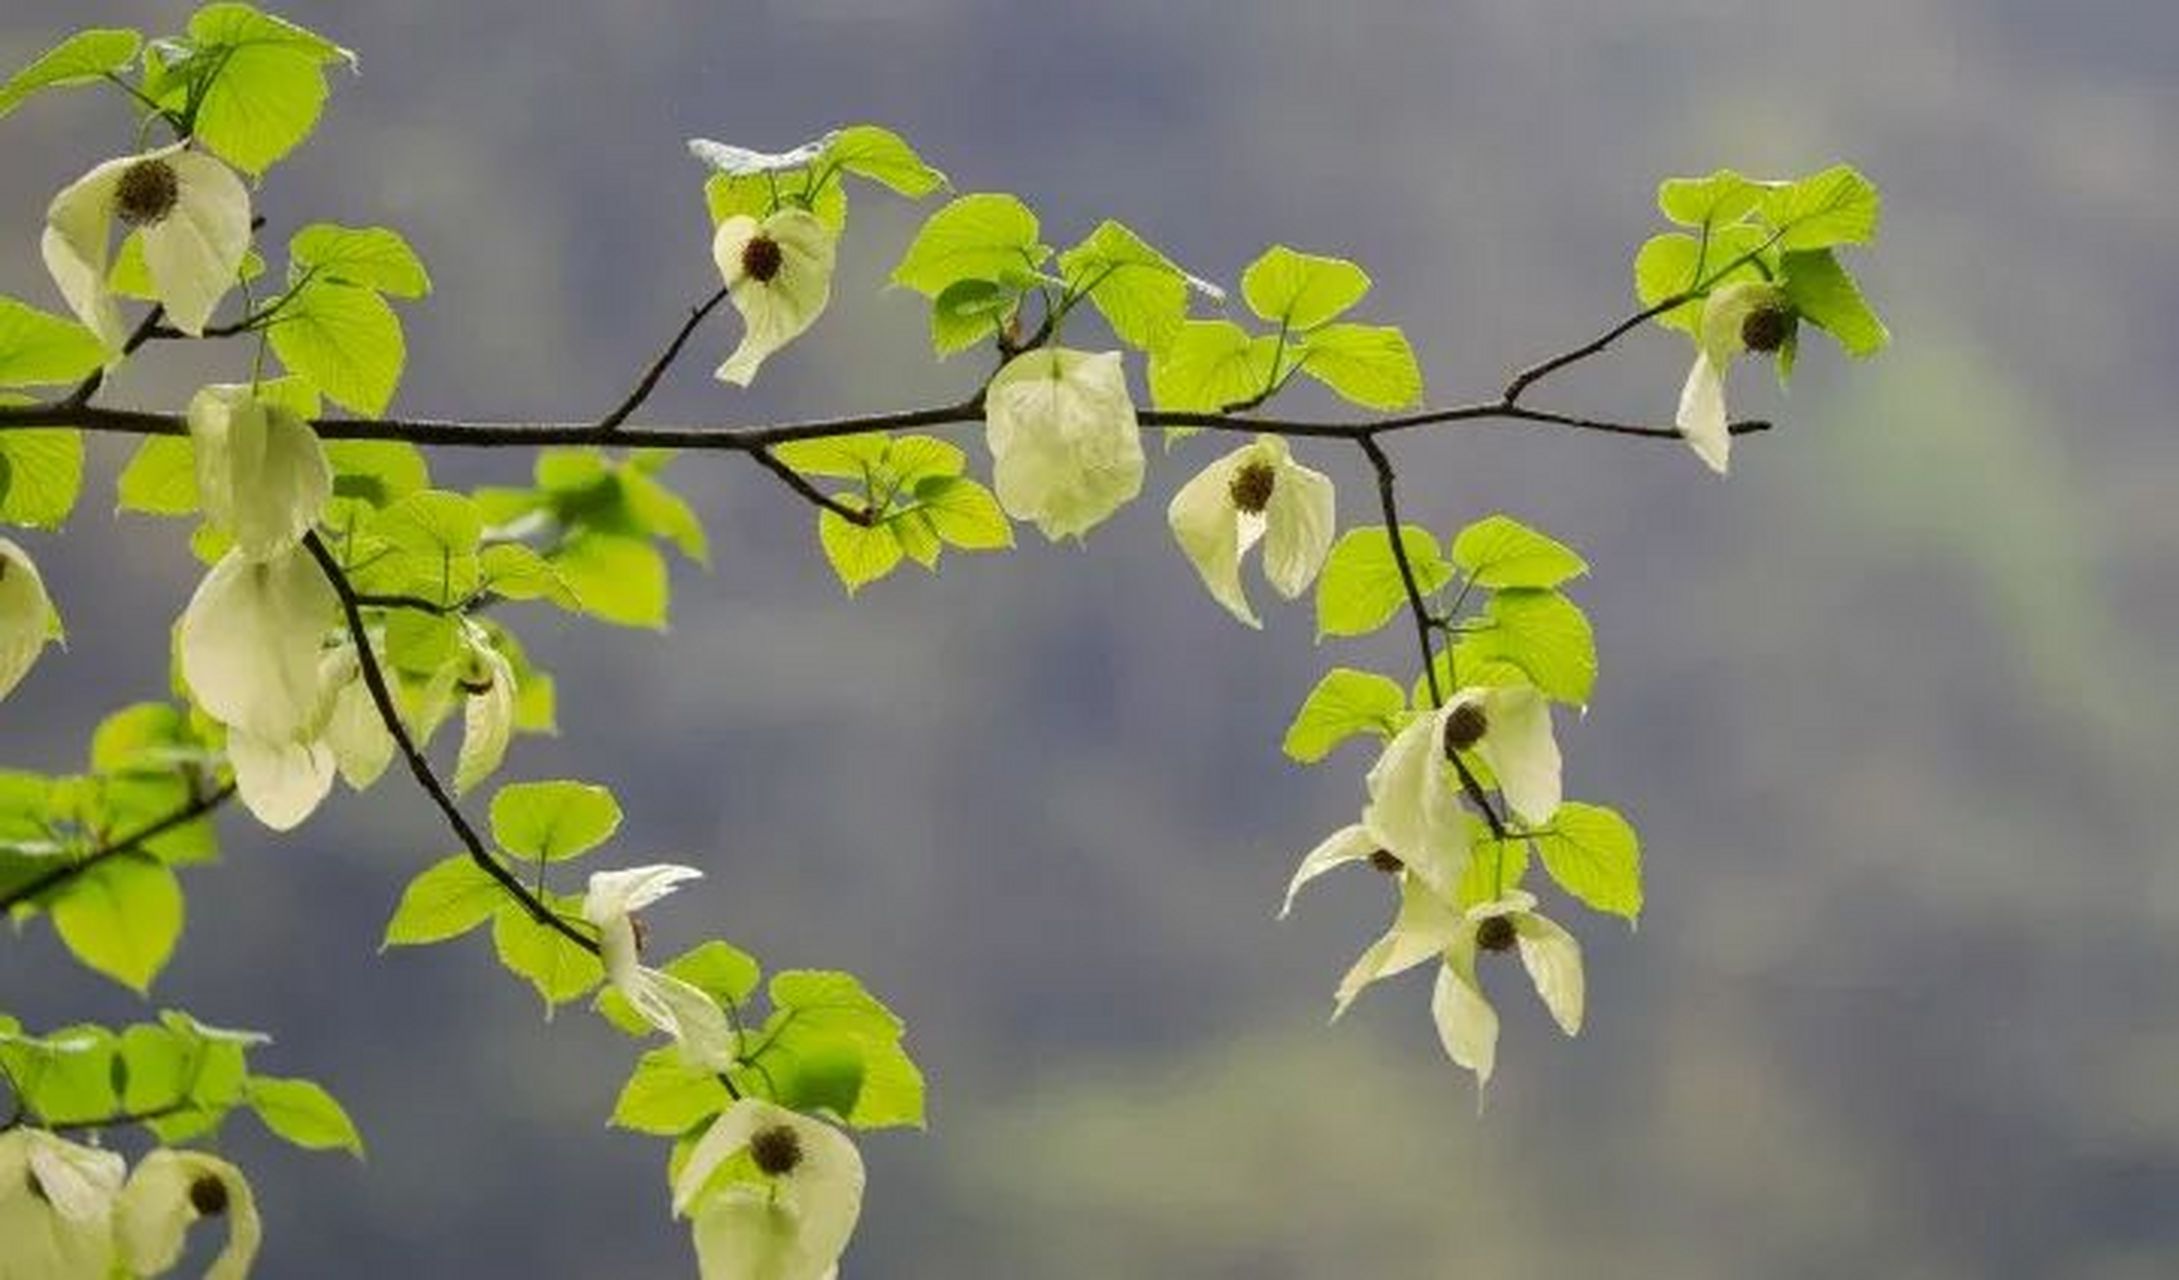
left=1675, top=280, right=1794, bottom=475
left=984, top=347, right=1145, bottom=541
left=1439, top=682, right=1562, bottom=827
left=1430, top=890, right=1584, bottom=1094
left=0, top=537, right=58, bottom=703
left=712, top=209, right=837, bottom=386
left=1167, top=434, right=1336, bottom=628
left=1359, top=704, right=1476, bottom=900
left=41, top=142, right=252, bottom=350
left=115, top=1148, right=262, bottom=1280
left=583, top=864, right=735, bottom=1070
left=0, top=1127, right=125, bottom=1279
left=673, top=1099, right=867, bottom=1280
left=187, top=384, right=333, bottom=562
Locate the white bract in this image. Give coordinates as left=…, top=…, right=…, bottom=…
left=1167, top=434, right=1335, bottom=627
left=0, top=537, right=57, bottom=704
left=0, top=1128, right=124, bottom=1280
left=1442, top=683, right=1562, bottom=827
left=674, top=1099, right=866, bottom=1280
left=1674, top=280, right=1789, bottom=475
left=1360, top=705, right=1475, bottom=901
left=984, top=347, right=1145, bottom=541
left=187, top=384, right=333, bottom=561
left=116, top=1148, right=262, bottom=1280
left=41, top=142, right=252, bottom=350
left=688, top=135, right=831, bottom=177
left=452, top=627, right=516, bottom=796
left=1430, top=890, right=1584, bottom=1093
left=583, top=864, right=734, bottom=1070
left=713, top=209, right=837, bottom=386
left=318, top=640, right=395, bottom=790
left=179, top=547, right=336, bottom=744
left=1330, top=870, right=1466, bottom=1017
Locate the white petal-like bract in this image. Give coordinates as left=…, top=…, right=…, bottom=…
left=188, top=384, right=333, bottom=561
left=713, top=210, right=837, bottom=386
left=116, top=1148, right=261, bottom=1280
left=985, top=348, right=1145, bottom=541
left=0, top=1129, right=124, bottom=1280
left=1278, top=822, right=1377, bottom=919
left=178, top=547, right=336, bottom=743
left=1675, top=351, right=1729, bottom=475
left=1451, top=683, right=1562, bottom=827
left=227, top=729, right=336, bottom=831
left=1361, top=705, right=1472, bottom=900
left=0, top=538, right=57, bottom=703
left=41, top=144, right=252, bottom=349
left=676, top=1100, right=866, bottom=1280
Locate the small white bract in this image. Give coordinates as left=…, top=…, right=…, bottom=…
left=1431, top=890, right=1584, bottom=1094
left=1442, top=682, right=1563, bottom=827
left=674, top=1099, right=866, bottom=1280
left=41, top=143, right=252, bottom=350
left=187, top=384, right=333, bottom=562
left=1359, top=704, right=1475, bottom=901
left=1167, top=434, right=1335, bottom=628
left=0, top=537, right=58, bottom=704
left=0, top=1127, right=125, bottom=1280
left=1674, top=280, right=1788, bottom=475
left=983, top=347, right=1145, bottom=541
left=583, top=864, right=735, bottom=1070
left=115, top=1148, right=262, bottom=1280
left=713, top=209, right=837, bottom=386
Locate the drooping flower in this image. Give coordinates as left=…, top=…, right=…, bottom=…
left=0, top=537, right=58, bottom=703
left=1359, top=704, right=1475, bottom=900
left=583, top=864, right=734, bottom=1070
left=1439, top=683, right=1562, bottom=827
left=984, top=347, right=1145, bottom=541
left=223, top=730, right=336, bottom=833
left=1166, top=433, right=1336, bottom=627
left=41, top=142, right=252, bottom=350
left=187, top=384, right=333, bottom=561
left=712, top=209, right=837, bottom=386
left=318, top=638, right=394, bottom=791
left=0, top=1127, right=125, bottom=1279
left=115, top=1148, right=262, bottom=1280
left=1674, top=280, right=1793, bottom=475
left=452, top=625, right=516, bottom=796
left=1329, top=869, right=1467, bottom=1018
left=1430, top=890, right=1584, bottom=1092
left=673, top=1099, right=866, bottom=1280
left=178, top=546, right=336, bottom=746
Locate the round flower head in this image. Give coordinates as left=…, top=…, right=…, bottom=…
left=0, top=537, right=58, bottom=704
left=1430, top=889, right=1584, bottom=1094
left=713, top=209, right=837, bottom=386
left=583, top=864, right=735, bottom=1070
left=41, top=142, right=252, bottom=350
left=674, top=1099, right=866, bottom=1280
left=1674, top=280, right=1791, bottom=476
left=187, top=384, right=333, bottom=562
left=1167, top=434, right=1336, bottom=627
left=0, top=1127, right=125, bottom=1280
left=984, top=347, right=1146, bottom=541
left=116, top=1148, right=262, bottom=1280
left=1440, top=683, right=1562, bottom=827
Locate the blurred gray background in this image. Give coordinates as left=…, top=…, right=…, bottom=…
left=5, top=1, right=2176, bottom=1276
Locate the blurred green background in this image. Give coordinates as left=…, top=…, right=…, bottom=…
left=5, top=1, right=2177, bottom=1275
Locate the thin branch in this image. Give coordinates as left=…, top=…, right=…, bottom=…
left=1502, top=292, right=1688, bottom=404
left=1355, top=434, right=1443, bottom=708
left=748, top=446, right=875, bottom=526
left=594, top=286, right=732, bottom=433
left=61, top=304, right=168, bottom=408
left=301, top=531, right=599, bottom=955
left=0, top=782, right=237, bottom=914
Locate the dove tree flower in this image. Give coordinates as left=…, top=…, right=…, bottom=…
left=187, top=384, right=333, bottom=561
left=1360, top=705, right=1476, bottom=900
left=0, top=1127, right=125, bottom=1279
left=712, top=209, right=837, bottom=386
left=673, top=1099, right=867, bottom=1280
left=116, top=1148, right=262, bottom=1280
left=1167, top=433, right=1336, bottom=627
left=1439, top=683, right=1563, bottom=827
left=984, top=347, right=1145, bottom=541
left=0, top=537, right=58, bottom=703
left=1431, top=890, right=1584, bottom=1092
left=1674, top=279, right=1794, bottom=475
left=583, top=864, right=735, bottom=1070
left=41, top=142, right=252, bottom=350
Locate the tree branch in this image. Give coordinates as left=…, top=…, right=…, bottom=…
left=0, top=782, right=237, bottom=914
left=1356, top=434, right=1443, bottom=708
left=301, top=531, right=599, bottom=955
left=593, top=286, right=732, bottom=433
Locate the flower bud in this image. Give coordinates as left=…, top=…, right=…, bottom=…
left=1227, top=460, right=1277, bottom=515
left=1475, top=915, right=1518, bottom=953
left=1442, top=703, right=1488, bottom=755
left=749, top=1123, right=804, bottom=1177
left=114, top=158, right=181, bottom=227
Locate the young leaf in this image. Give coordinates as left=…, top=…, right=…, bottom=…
left=1241, top=245, right=1370, bottom=330
left=268, top=281, right=406, bottom=415
left=0, top=430, right=84, bottom=529
left=1455, top=588, right=1597, bottom=707
left=0, top=28, right=142, bottom=119
left=916, top=476, right=1012, bottom=551
left=1530, top=802, right=1642, bottom=921
left=891, top=193, right=1045, bottom=296
left=48, top=852, right=183, bottom=994
left=0, top=298, right=106, bottom=386
left=1449, top=515, right=1588, bottom=590
left=245, top=1075, right=365, bottom=1155
left=490, top=780, right=622, bottom=862
left=1656, top=169, right=1765, bottom=229
left=1283, top=668, right=1407, bottom=763
left=551, top=534, right=668, bottom=630
left=610, top=1047, right=731, bottom=1135
left=180, top=3, right=354, bottom=175
left=289, top=224, right=432, bottom=297
left=822, top=124, right=948, bottom=198
left=1781, top=249, right=1889, bottom=356
left=1149, top=320, right=1281, bottom=412
left=1760, top=164, right=1881, bottom=252
left=1295, top=323, right=1422, bottom=410
left=819, top=504, right=903, bottom=594
left=491, top=899, right=604, bottom=1009
left=382, top=853, right=505, bottom=947
left=1058, top=220, right=1190, bottom=352
left=1314, top=525, right=1454, bottom=638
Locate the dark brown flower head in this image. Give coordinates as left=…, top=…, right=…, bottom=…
left=740, top=235, right=785, bottom=284
left=1366, top=849, right=1403, bottom=874
left=189, top=1172, right=230, bottom=1217
left=1740, top=302, right=1794, bottom=354
left=115, top=158, right=181, bottom=227
left=1443, top=702, right=1489, bottom=755
left=1228, top=461, right=1277, bottom=515
left=628, top=912, right=649, bottom=958
left=24, top=1166, right=47, bottom=1203
left=1475, top=915, right=1518, bottom=954
left=750, top=1123, right=803, bottom=1177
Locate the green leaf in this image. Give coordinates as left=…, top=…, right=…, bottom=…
left=610, top=1047, right=730, bottom=1135
left=1282, top=668, right=1408, bottom=763
left=886, top=436, right=965, bottom=485
left=490, top=780, right=621, bottom=862
left=1149, top=319, right=1281, bottom=412
left=704, top=170, right=847, bottom=235
left=0, top=298, right=105, bottom=386
left=0, top=1026, right=119, bottom=1126
left=1455, top=588, right=1596, bottom=706
left=1450, top=515, right=1588, bottom=590
left=1633, top=224, right=1776, bottom=334
left=325, top=440, right=429, bottom=513
left=478, top=543, right=580, bottom=609
left=823, top=124, right=947, bottom=198
left=181, top=3, right=353, bottom=175
left=1780, top=249, right=1889, bottom=357
left=1295, top=323, right=1422, bottom=409
left=771, top=433, right=890, bottom=480
left=382, top=854, right=504, bottom=946
left=595, top=940, right=762, bottom=1038
left=1457, top=827, right=1532, bottom=910
left=1058, top=220, right=1189, bottom=352
left=245, top=1075, right=364, bottom=1155
left=551, top=534, right=668, bottom=629
left=891, top=193, right=1046, bottom=297
left=0, top=28, right=141, bottom=119
left=1760, top=164, right=1881, bottom=251
left=623, top=467, right=709, bottom=565
left=750, top=970, right=924, bottom=1130
left=1656, top=169, right=1765, bottom=229
left=915, top=476, right=1012, bottom=551
left=289, top=224, right=431, bottom=297
left=1314, top=525, right=1454, bottom=639
left=929, top=278, right=1020, bottom=355
left=490, top=899, right=603, bottom=1009
left=1530, top=802, right=1642, bottom=921
left=117, top=1023, right=194, bottom=1115
left=49, top=852, right=183, bottom=993
left=116, top=437, right=199, bottom=516
left=269, top=280, right=405, bottom=414
left=0, top=430, right=84, bottom=529
left=352, top=490, right=482, bottom=605
left=1241, top=245, right=1370, bottom=330
left=818, top=503, right=902, bottom=595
